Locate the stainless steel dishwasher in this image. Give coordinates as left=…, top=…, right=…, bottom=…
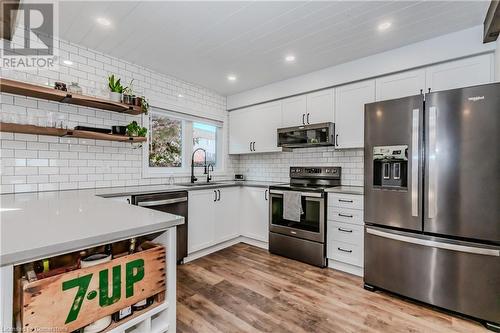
left=132, top=191, right=188, bottom=264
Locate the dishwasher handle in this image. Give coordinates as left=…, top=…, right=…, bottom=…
left=137, top=197, right=187, bottom=207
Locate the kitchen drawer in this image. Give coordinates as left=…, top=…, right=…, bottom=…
left=328, top=207, right=363, bottom=225
left=328, top=221, right=363, bottom=245
left=328, top=193, right=363, bottom=210
left=328, top=240, right=363, bottom=267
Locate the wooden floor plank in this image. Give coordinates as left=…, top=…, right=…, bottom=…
left=177, top=243, right=488, bottom=333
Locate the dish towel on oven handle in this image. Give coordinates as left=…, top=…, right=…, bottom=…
left=283, top=191, right=303, bottom=222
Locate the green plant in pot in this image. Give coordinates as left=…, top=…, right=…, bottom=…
left=126, top=121, right=148, bottom=137
left=140, top=96, right=150, bottom=114
left=108, top=74, right=123, bottom=102
left=122, top=79, right=135, bottom=105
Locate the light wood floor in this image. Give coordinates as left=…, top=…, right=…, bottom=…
left=177, top=243, right=488, bottom=333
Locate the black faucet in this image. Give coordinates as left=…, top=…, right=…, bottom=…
left=191, top=148, right=207, bottom=183
left=206, top=164, right=214, bottom=183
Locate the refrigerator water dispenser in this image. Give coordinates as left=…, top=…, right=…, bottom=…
left=373, top=145, right=408, bottom=188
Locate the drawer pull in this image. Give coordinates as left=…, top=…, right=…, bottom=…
left=338, top=247, right=353, bottom=253
left=338, top=227, right=353, bottom=233
left=338, top=213, right=353, bottom=218
left=338, top=199, right=353, bottom=203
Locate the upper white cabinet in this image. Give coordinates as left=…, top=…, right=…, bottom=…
left=229, top=101, right=282, bottom=154
left=375, top=69, right=426, bottom=101
left=306, top=89, right=334, bottom=124
left=425, top=54, right=493, bottom=92
left=281, top=89, right=334, bottom=127
left=282, top=95, right=307, bottom=127
left=335, top=80, right=375, bottom=149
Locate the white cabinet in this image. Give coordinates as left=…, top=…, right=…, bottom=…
left=327, top=193, right=365, bottom=276
left=229, top=101, right=282, bottom=154
left=334, top=80, right=375, bottom=149
left=214, top=187, right=240, bottom=243
left=240, top=187, right=269, bottom=243
left=281, top=89, right=334, bottom=127
left=306, top=89, right=334, bottom=124
left=375, top=69, right=426, bottom=101
left=282, top=95, right=307, bottom=127
left=188, top=189, right=216, bottom=253
left=425, top=54, right=493, bottom=92
left=229, top=108, right=254, bottom=154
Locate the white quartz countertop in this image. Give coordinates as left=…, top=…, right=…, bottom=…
left=0, top=190, right=184, bottom=266
left=325, top=186, right=364, bottom=195
left=0, top=180, right=279, bottom=266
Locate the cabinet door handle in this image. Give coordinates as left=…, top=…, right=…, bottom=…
left=338, top=199, right=353, bottom=203
left=338, top=213, right=353, bottom=218
left=217, top=189, right=221, bottom=201
left=265, top=189, right=268, bottom=201
left=249, top=142, right=253, bottom=151
left=335, top=134, right=339, bottom=146
left=338, top=247, right=353, bottom=253
left=338, top=227, right=353, bottom=233
left=306, top=113, right=310, bottom=124
left=252, top=142, right=256, bottom=151
left=214, top=190, right=217, bottom=202
left=127, top=198, right=130, bottom=204
left=302, top=114, right=305, bottom=125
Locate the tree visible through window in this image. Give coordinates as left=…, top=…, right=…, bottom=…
left=193, top=122, right=217, bottom=167
left=149, top=114, right=182, bottom=167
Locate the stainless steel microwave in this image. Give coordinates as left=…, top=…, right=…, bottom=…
left=277, top=122, right=335, bottom=149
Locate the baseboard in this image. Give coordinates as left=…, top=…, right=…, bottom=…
left=328, top=259, right=364, bottom=277
left=239, top=236, right=269, bottom=250
left=184, top=236, right=269, bottom=263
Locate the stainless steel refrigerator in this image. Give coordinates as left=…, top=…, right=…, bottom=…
left=363, top=82, right=500, bottom=331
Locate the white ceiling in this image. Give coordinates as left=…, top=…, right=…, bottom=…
left=57, top=1, right=490, bottom=96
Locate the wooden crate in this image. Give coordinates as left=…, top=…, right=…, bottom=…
left=21, top=245, right=166, bottom=332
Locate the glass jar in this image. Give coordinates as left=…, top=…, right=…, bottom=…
left=68, top=82, right=83, bottom=95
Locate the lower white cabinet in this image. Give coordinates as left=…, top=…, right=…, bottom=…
left=188, top=189, right=216, bottom=253
left=327, top=193, right=364, bottom=276
left=214, top=187, right=240, bottom=243
left=240, top=187, right=269, bottom=242
left=188, top=186, right=269, bottom=255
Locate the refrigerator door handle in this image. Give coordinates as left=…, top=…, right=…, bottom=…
left=411, top=108, right=419, bottom=217
left=366, top=228, right=500, bottom=256
left=428, top=106, right=437, bottom=219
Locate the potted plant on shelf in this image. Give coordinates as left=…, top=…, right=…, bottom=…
left=122, top=79, right=135, bottom=105
left=126, top=121, right=148, bottom=137
left=108, top=74, right=123, bottom=102
left=140, top=96, right=150, bottom=114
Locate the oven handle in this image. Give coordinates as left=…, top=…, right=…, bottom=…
left=137, top=197, right=187, bottom=207
left=269, top=190, right=322, bottom=198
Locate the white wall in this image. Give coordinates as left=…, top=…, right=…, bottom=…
left=227, top=25, right=495, bottom=109
left=0, top=38, right=237, bottom=194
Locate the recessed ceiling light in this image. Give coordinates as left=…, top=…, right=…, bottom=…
left=285, top=55, right=296, bottom=63
left=178, top=94, right=184, bottom=98
left=63, top=59, right=73, bottom=66
left=378, top=21, right=392, bottom=31
left=227, top=75, right=237, bottom=82
left=96, top=17, right=112, bottom=27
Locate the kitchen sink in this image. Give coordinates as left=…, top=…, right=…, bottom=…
left=176, top=182, right=225, bottom=187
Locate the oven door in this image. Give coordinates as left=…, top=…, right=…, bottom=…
left=269, top=190, right=325, bottom=243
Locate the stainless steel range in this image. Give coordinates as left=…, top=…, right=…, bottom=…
left=269, top=166, right=341, bottom=267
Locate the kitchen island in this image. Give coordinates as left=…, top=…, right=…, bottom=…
left=0, top=190, right=183, bottom=333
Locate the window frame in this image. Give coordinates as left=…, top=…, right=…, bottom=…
left=142, top=109, right=225, bottom=178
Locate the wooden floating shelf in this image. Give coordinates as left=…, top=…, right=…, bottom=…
left=1, top=78, right=144, bottom=115
left=0, top=122, right=147, bottom=143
